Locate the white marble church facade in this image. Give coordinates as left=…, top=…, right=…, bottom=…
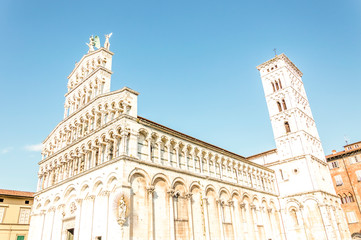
left=28, top=37, right=350, bottom=240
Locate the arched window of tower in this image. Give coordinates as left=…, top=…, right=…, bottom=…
left=275, top=81, right=279, bottom=90
left=290, top=209, right=299, bottom=226
left=277, top=102, right=282, bottom=112
left=282, top=99, right=287, bottom=110
left=284, top=122, right=291, bottom=133
left=278, top=79, right=282, bottom=89
left=271, top=82, right=275, bottom=92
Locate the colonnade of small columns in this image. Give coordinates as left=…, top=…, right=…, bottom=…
left=67, top=56, right=108, bottom=92
left=143, top=188, right=281, bottom=240
left=64, top=79, right=106, bottom=117
left=139, top=131, right=276, bottom=194
left=38, top=129, right=130, bottom=191
left=44, top=100, right=130, bottom=158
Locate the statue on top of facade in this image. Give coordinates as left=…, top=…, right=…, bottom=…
left=104, top=33, right=112, bottom=50
left=86, top=35, right=95, bottom=53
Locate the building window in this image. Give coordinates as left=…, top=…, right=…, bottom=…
left=278, top=79, right=283, bottom=89
left=271, top=83, right=275, bottom=92
left=284, top=122, right=291, bottom=133
left=349, top=156, right=360, bottom=165
left=0, top=199, right=3, bottom=202
left=329, top=161, right=339, bottom=169
left=277, top=102, right=282, bottom=112
left=347, top=211, right=358, bottom=223
left=279, top=169, right=284, bottom=180
left=334, top=175, right=343, bottom=186
left=282, top=99, right=287, bottom=110
left=356, top=170, right=361, bottom=182
left=66, top=228, right=74, bottom=240
left=18, top=208, right=31, bottom=224
left=275, top=81, right=279, bottom=90
left=348, top=193, right=355, bottom=203
left=25, top=200, right=29, bottom=204
left=0, top=207, right=5, bottom=223
left=339, top=194, right=345, bottom=204
left=16, top=236, right=25, bottom=240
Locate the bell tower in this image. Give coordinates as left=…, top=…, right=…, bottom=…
left=256, top=54, right=349, bottom=240
left=256, top=53, right=335, bottom=195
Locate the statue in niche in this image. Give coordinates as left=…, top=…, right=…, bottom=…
left=117, top=196, right=127, bottom=226
left=104, top=33, right=112, bottom=50
left=86, top=35, right=95, bottom=52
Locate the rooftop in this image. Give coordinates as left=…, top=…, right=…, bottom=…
left=0, top=189, right=34, bottom=198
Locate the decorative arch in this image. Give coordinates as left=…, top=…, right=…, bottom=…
left=171, top=177, right=187, bottom=191
left=128, top=168, right=151, bottom=185
left=151, top=173, right=170, bottom=187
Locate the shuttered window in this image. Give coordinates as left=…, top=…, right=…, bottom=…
left=0, top=207, right=5, bottom=223
left=18, top=208, right=30, bottom=224
left=335, top=175, right=343, bottom=186
left=347, top=211, right=358, bottom=223
left=356, top=170, right=361, bottom=182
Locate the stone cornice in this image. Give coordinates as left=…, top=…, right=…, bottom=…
left=256, top=53, right=303, bottom=77
left=138, top=116, right=275, bottom=173
left=247, top=148, right=277, bottom=160
left=326, top=148, right=361, bottom=161
left=43, top=87, right=139, bottom=144
left=36, top=155, right=278, bottom=197
left=261, top=154, right=327, bottom=167
left=275, top=128, right=322, bottom=146
left=65, top=66, right=113, bottom=97
left=67, top=47, right=114, bottom=79
left=281, top=189, right=338, bottom=199
left=270, top=107, right=315, bottom=127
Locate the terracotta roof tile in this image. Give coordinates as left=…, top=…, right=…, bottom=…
left=0, top=189, right=34, bottom=198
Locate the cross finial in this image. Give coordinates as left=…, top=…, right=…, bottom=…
left=273, top=48, right=277, bottom=56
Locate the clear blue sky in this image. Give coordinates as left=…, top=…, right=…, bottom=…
left=1, top=0, right=360, bottom=192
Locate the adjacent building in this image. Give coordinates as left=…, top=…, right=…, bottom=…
left=0, top=189, right=34, bottom=240
left=327, top=141, right=361, bottom=239
left=28, top=36, right=351, bottom=240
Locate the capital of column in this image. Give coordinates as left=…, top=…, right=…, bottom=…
left=240, top=203, right=246, bottom=209
left=147, top=186, right=155, bottom=195
left=85, top=195, right=96, bottom=200
left=185, top=192, right=193, bottom=199
left=216, top=199, right=225, bottom=206
left=48, top=206, right=56, bottom=212
left=121, top=130, right=129, bottom=137
left=227, top=200, right=234, bottom=207
left=167, top=189, right=175, bottom=196
left=57, top=204, right=65, bottom=210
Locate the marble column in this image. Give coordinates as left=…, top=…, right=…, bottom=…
left=147, top=186, right=155, bottom=240
left=168, top=189, right=176, bottom=240
left=186, top=193, right=194, bottom=240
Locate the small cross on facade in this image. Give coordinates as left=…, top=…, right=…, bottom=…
left=273, top=48, right=277, bottom=56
